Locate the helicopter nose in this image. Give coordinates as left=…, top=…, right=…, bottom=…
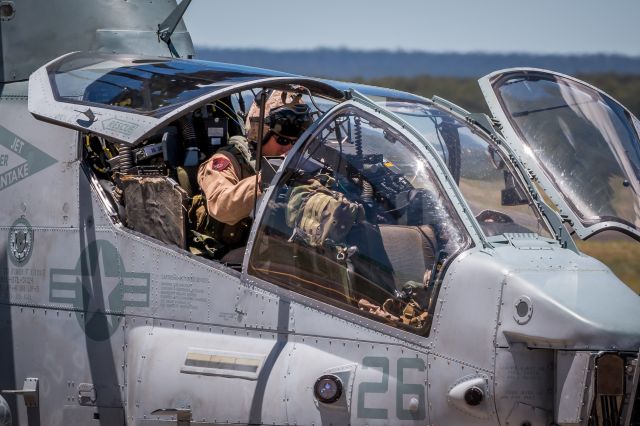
left=497, top=266, right=640, bottom=351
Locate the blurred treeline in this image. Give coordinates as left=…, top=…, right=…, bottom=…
left=355, top=73, right=640, bottom=117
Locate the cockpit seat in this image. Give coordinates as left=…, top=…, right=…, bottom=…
left=378, top=224, right=439, bottom=291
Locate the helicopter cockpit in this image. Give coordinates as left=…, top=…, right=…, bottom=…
left=28, top=52, right=568, bottom=335
left=77, top=91, right=474, bottom=334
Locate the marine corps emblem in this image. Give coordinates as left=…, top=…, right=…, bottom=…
left=8, top=217, right=33, bottom=266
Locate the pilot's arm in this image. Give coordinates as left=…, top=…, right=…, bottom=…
left=286, top=177, right=365, bottom=247
left=197, top=153, right=261, bottom=225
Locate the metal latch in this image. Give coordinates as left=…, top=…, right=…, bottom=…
left=2, top=377, right=39, bottom=407
left=152, top=408, right=192, bottom=426
left=77, top=383, right=96, bottom=406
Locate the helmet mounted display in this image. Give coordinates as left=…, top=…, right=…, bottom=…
left=264, top=104, right=313, bottom=144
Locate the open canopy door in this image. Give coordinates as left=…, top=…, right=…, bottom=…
left=480, top=68, right=640, bottom=241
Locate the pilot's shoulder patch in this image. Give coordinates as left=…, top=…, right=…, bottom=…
left=211, top=157, right=231, bottom=172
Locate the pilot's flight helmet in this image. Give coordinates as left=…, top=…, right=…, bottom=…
left=245, top=90, right=304, bottom=142
left=265, top=104, right=313, bottom=141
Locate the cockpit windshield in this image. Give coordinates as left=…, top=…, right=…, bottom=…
left=250, top=105, right=468, bottom=335
left=386, top=101, right=552, bottom=238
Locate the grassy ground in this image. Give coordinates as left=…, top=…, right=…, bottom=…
left=576, top=238, right=640, bottom=294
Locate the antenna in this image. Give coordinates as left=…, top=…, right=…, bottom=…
left=157, top=0, right=193, bottom=58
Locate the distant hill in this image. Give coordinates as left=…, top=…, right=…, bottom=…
left=195, top=48, right=640, bottom=79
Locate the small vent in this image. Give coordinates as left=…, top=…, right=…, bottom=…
left=180, top=349, right=264, bottom=380
left=0, top=1, right=15, bottom=20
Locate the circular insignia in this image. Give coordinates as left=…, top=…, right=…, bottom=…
left=8, top=217, right=33, bottom=267
left=211, top=157, right=231, bottom=172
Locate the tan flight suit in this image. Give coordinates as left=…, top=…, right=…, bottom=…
left=200, top=90, right=299, bottom=225
left=197, top=136, right=260, bottom=226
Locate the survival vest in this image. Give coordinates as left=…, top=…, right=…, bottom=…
left=188, top=136, right=257, bottom=259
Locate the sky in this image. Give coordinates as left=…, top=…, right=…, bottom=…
left=183, top=0, right=640, bottom=56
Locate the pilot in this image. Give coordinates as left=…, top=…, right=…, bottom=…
left=195, top=93, right=313, bottom=263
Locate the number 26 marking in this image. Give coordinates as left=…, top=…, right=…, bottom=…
left=357, top=356, right=426, bottom=420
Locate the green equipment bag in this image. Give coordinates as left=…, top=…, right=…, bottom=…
left=286, top=178, right=365, bottom=247
left=187, top=193, right=251, bottom=259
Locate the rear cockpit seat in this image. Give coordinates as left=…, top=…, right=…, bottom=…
left=378, top=224, right=439, bottom=291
